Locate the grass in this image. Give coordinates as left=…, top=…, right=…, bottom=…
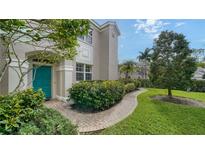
left=99, top=88, right=205, bottom=135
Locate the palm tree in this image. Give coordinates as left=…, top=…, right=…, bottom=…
left=138, top=48, right=151, bottom=62
left=119, top=60, right=137, bottom=79
left=137, top=48, right=151, bottom=79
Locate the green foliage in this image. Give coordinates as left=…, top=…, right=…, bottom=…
left=0, top=89, right=77, bottom=134
left=119, top=60, right=137, bottom=79
left=18, top=122, right=40, bottom=135
left=197, top=62, right=205, bottom=68
left=0, top=19, right=90, bottom=62
left=138, top=48, right=151, bottom=62
left=119, top=78, right=140, bottom=89
left=100, top=88, right=205, bottom=135
left=18, top=108, right=77, bottom=135
left=124, top=83, right=136, bottom=93
left=191, top=80, right=205, bottom=92
left=0, top=89, right=44, bottom=134
left=69, top=81, right=125, bottom=111
left=0, top=20, right=90, bottom=92
left=138, top=79, right=152, bottom=88
left=149, top=31, right=197, bottom=96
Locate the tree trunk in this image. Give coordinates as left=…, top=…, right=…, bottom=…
left=168, top=88, right=172, bottom=98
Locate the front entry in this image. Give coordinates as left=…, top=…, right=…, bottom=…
left=33, top=66, right=52, bottom=99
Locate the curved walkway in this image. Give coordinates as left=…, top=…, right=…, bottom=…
left=45, top=88, right=147, bottom=132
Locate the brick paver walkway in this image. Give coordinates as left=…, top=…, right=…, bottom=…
left=45, top=88, right=146, bottom=132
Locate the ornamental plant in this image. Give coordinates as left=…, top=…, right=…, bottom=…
left=68, top=80, right=125, bottom=111
left=124, top=83, right=136, bottom=93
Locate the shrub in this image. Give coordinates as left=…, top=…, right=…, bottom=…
left=0, top=88, right=44, bottom=134
left=191, top=80, right=205, bottom=92
left=16, top=88, right=45, bottom=109
left=138, top=79, right=152, bottom=88
left=18, top=108, right=77, bottom=135
left=0, top=88, right=77, bottom=135
left=124, top=83, right=136, bottom=93
left=0, top=95, right=23, bottom=134
left=18, top=122, right=40, bottom=135
left=197, top=62, right=205, bottom=68
left=69, top=80, right=125, bottom=111
left=132, top=79, right=140, bottom=89
left=119, top=78, right=140, bottom=89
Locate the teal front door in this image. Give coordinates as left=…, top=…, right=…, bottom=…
left=33, top=66, right=52, bottom=99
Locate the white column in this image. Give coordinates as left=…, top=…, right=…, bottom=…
left=55, top=60, right=73, bottom=102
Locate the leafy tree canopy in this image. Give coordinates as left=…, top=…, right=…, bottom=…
left=149, top=31, right=197, bottom=96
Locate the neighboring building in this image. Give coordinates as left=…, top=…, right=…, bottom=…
left=192, top=66, right=205, bottom=80
left=0, top=20, right=120, bottom=101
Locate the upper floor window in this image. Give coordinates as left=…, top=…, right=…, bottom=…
left=78, top=29, right=93, bottom=45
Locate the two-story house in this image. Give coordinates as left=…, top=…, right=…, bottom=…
left=0, top=20, right=120, bottom=101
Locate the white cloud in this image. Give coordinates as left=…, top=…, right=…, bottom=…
left=175, top=22, right=185, bottom=27
left=134, top=19, right=170, bottom=39
left=153, top=33, right=160, bottom=39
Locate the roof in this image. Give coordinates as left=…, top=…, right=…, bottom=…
left=90, top=20, right=120, bottom=35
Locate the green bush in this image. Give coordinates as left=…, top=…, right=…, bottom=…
left=119, top=78, right=140, bottom=89
left=69, top=80, right=125, bottom=111
left=0, top=88, right=44, bottom=134
left=0, top=88, right=77, bottom=135
left=124, top=83, right=136, bottom=93
left=191, top=80, right=205, bottom=92
left=197, top=62, right=205, bottom=68
left=18, top=108, right=77, bottom=135
left=138, top=79, right=152, bottom=88
left=16, top=88, right=45, bottom=109
left=18, top=122, right=40, bottom=135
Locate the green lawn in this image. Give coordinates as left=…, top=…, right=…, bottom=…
left=99, top=88, right=205, bottom=135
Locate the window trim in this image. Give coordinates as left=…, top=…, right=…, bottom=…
left=76, top=63, right=92, bottom=81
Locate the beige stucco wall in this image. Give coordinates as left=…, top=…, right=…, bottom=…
left=108, top=25, right=119, bottom=80
left=98, top=27, right=109, bottom=80
left=0, top=21, right=120, bottom=99
left=92, top=26, right=101, bottom=80
left=73, top=23, right=119, bottom=81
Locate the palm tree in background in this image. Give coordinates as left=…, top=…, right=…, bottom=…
left=119, top=60, right=137, bottom=79
left=137, top=48, right=151, bottom=79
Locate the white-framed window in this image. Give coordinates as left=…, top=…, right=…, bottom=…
left=76, top=63, right=92, bottom=81
left=77, top=29, right=93, bottom=45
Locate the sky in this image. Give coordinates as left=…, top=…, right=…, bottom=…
left=95, top=19, right=205, bottom=63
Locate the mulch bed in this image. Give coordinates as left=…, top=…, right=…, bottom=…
left=152, top=95, right=205, bottom=108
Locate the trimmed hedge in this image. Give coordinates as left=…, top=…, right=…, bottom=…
left=119, top=78, right=140, bottom=89
left=0, top=89, right=77, bottom=135
left=69, top=80, right=125, bottom=111
left=124, top=83, right=136, bottom=93
left=191, top=80, right=205, bottom=92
